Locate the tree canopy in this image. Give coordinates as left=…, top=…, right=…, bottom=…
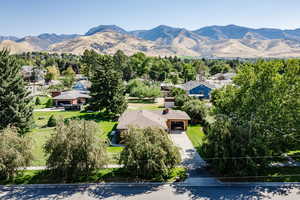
left=0, top=50, right=33, bottom=134
left=204, top=59, right=300, bottom=175
left=44, top=119, right=108, bottom=180
left=120, top=127, right=181, bottom=179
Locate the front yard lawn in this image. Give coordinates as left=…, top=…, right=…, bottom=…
left=186, top=125, right=206, bottom=158
left=29, top=111, right=120, bottom=166
left=32, top=96, right=51, bottom=109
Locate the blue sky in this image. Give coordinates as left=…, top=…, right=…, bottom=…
left=1, top=0, right=300, bottom=37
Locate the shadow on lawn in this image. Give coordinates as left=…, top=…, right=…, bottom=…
left=128, top=98, right=156, bottom=104
left=67, top=112, right=117, bottom=122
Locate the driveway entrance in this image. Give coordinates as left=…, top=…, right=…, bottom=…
left=170, top=131, right=219, bottom=184
left=170, top=131, right=206, bottom=171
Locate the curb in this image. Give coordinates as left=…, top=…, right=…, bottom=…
left=1, top=181, right=300, bottom=189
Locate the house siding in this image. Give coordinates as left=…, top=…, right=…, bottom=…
left=188, top=85, right=212, bottom=99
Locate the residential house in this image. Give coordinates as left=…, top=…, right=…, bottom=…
left=117, top=109, right=190, bottom=133
left=176, top=81, right=216, bottom=99
left=21, top=66, right=45, bottom=83
left=176, top=73, right=236, bottom=99
left=164, top=97, right=175, bottom=108
left=53, top=90, right=91, bottom=110
left=73, top=80, right=92, bottom=91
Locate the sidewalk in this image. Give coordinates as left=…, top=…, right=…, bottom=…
left=19, top=164, right=123, bottom=171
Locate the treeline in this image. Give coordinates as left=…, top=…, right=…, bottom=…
left=14, top=52, right=81, bottom=73
left=14, top=50, right=242, bottom=83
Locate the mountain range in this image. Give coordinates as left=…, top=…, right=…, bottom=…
left=2, top=24, right=300, bottom=58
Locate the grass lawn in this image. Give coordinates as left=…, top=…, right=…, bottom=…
left=186, top=125, right=206, bottom=158
left=288, top=150, right=300, bottom=162
left=0, top=167, right=186, bottom=185
left=127, top=97, right=164, bottom=110
left=29, top=111, right=120, bottom=166
left=219, top=167, right=300, bottom=182
left=32, top=96, right=50, bottom=109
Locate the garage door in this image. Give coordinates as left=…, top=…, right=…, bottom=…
left=171, top=121, right=184, bottom=130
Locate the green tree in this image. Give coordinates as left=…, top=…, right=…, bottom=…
left=170, top=87, right=186, bottom=97
left=45, top=66, right=60, bottom=82
left=63, top=66, right=76, bottom=77
left=182, top=63, right=196, bottom=82
left=182, top=99, right=207, bottom=124
left=130, top=84, right=161, bottom=101
left=88, top=55, right=127, bottom=116
left=0, top=50, right=33, bottom=134
left=203, top=115, right=269, bottom=176
left=47, top=115, right=57, bottom=127
left=120, top=127, right=181, bottom=179
left=174, top=94, right=191, bottom=108
left=35, top=97, right=41, bottom=105
left=204, top=60, right=300, bottom=175
left=44, top=120, right=108, bottom=180
left=209, top=62, right=231, bottom=75
left=0, top=126, right=33, bottom=179
left=62, top=66, right=76, bottom=88
left=126, top=79, right=144, bottom=94
left=45, top=99, right=54, bottom=108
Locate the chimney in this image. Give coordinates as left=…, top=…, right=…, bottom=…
left=163, top=108, right=169, bottom=115
left=52, top=91, right=61, bottom=97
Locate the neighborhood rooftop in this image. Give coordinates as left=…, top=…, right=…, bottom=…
left=117, top=109, right=190, bottom=130
left=177, top=80, right=217, bottom=91
left=53, top=90, right=91, bottom=100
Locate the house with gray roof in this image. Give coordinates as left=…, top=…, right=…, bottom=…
left=53, top=90, right=91, bottom=110
left=117, top=109, right=190, bottom=132
left=177, top=81, right=216, bottom=99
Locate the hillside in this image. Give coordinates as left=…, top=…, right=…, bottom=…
left=2, top=24, right=300, bottom=58
left=0, top=40, right=41, bottom=54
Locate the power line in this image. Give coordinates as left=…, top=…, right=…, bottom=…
left=203, top=155, right=300, bottom=160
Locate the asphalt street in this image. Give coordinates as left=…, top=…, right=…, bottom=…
left=0, top=183, right=299, bottom=200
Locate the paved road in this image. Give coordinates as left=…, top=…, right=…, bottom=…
left=1, top=183, right=299, bottom=199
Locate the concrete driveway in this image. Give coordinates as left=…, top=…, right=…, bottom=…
left=170, top=131, right=219, bottom=184
left=170, top=131, right=206, bottom=170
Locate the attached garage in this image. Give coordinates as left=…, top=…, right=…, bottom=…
left=167, top=119, right=189, bottom=131
left=171, top=121, right=184, bottom=130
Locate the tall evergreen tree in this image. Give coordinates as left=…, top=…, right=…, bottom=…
left=0, top=50, right=33, bottom=134
left=89, top=55, right=127, bottom=116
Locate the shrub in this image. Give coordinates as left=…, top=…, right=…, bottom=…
left=182, top=99, right=207, bottom=124
left=174, top=94, right=191, bottom=108
left=35, top=97, right=41, bottom=105
left=45, top=99, right=53, bottom=108
left=170, top=87, right=186, bottom=97
left=44, top=120, right=108, bottom=180
left=47, top=115, right=57, bottom=127
left=0, top=126, right=32, bottom=179
left=120, top=127, right=181, bottom=179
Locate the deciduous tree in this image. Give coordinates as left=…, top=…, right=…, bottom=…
left=44, top=120, right=108, bottom=180
left=120, top=127, right=181, bottom=179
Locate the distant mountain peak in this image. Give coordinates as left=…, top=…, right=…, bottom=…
left=85, top=25, right=127, bottom=36
left=0, top=36, right=19, bottom=42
